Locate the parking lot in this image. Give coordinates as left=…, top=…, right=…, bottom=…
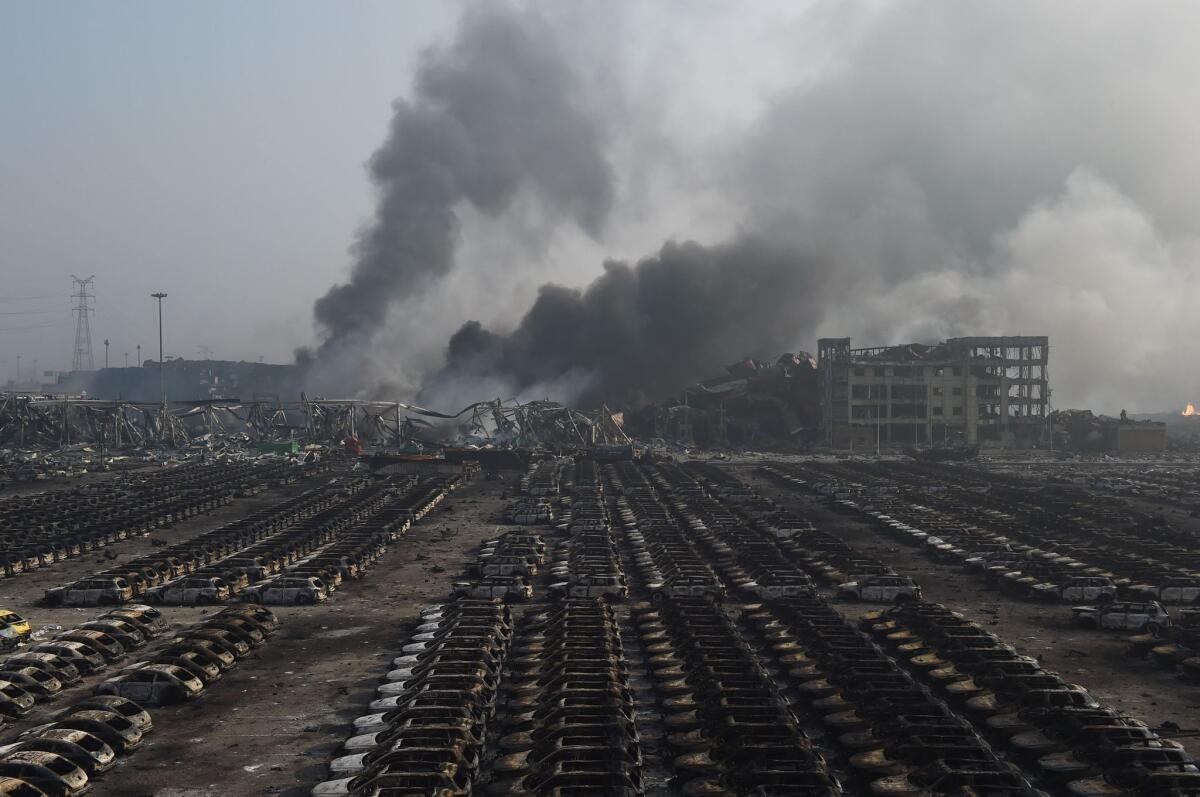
left=1, top=454, right=1199, bottom=796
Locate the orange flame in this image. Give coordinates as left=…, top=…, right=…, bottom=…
left=1185, top=403, right=1197, bottom=416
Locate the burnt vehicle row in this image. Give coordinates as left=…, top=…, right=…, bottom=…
left=44, top=478, right=359, bottom=606
left=617, top=462, right=1047, bottom=795
left=0, top=693, right=153, bottom=796
left=864, top=602, right=1200, bottom=796
left=0, top=604, right=167, bottom=722
left=44, top=473, right=461, bottom=608
left=239, top=473, right=461, bottom=606
left=742, top=594, right=1044, bottom=796
left=608, top=462, right=849, bottom=793
left=634, top=462, right=1200, bottom=795
left=487, top=597, right=643, bottom=795
left=0, top=606, right=278, bottom=795
left=452, top=530, right=545, bottom=603
left=1, top=458, right=316, bottom=578
left=312, top=596, right=512, bottom=796
left=519, top=458, right=570, bottom=498
left=546, top=487, right=629, bottom=602
left=606, top=461, right=725, bottom=604
left=633, top=596, right=844, bottom=796
left=95, top=605, right=278, bottom=705
left=766, top=461, right=1200, bottom=606
left=673, top=464, right=920, bottom=604
left=42, top=476, right=372, bottom=606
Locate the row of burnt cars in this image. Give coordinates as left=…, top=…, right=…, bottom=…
left=0, top=605, right=169, bottom=723
left=766, top=461, right=1200, bottom=608
left=313, top=593, right=651, bottom=797
left=763, top=464, right=1200, bottom=683
left=311, top=594, right=513, bottom=795
left=490, top=598, right=643, bottom=795
left=606, top=461, right=851, bottom=794
left=518, top=459, right=569, bottom=498
left=763, top=463, right=1200, bottom=607
left=0, top=604, right=278, bottom=796
left=44, top=474, right=459, bottom=608
left=307, top=460, right=636, bottom=796
left=1, top=459, right=309, bottom=578
left=638, top=462, right=1200, bottom=796
left=861, top=602, right=1199, bottom=797
left=671, top=463, right=923, bottom=604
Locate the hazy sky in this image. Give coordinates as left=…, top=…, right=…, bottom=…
left=1, top=1, right=459, bottom=376
left=4, top=2, right=1199, bottom=412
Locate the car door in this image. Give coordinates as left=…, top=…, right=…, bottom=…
left=1100, top=607, right=1127, bottom=630
left=1127, top=605, right=1152, bottom=630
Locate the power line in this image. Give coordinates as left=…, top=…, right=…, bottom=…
left=0, top=321, right=62, bottom=332
left=0, top=308, right=69, bottom=315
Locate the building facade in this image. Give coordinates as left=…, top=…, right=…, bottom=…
left=818, top=336, right=1049, bottom=449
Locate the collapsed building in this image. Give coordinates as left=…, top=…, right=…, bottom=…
left=818, top=336, right=1050, bottom=449
left=627, top=353, right=821, bottom=449
left=1051, top=409, right=1168, bottom=453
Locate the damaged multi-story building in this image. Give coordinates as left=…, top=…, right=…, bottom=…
left=818, top=336, right=1049, bottom=448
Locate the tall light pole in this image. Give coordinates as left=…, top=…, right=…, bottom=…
left=104, top=339, right=110, bottom=369
left=151, top=293, right=168, bottom=436
left=123, top=352, right=129, bottom=368
left=136, top=344, right=141, bottom=367
left=14, top=355, right=20, bottom=385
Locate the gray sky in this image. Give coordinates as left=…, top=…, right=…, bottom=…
left=0, top=1, right=458, bottom=374
left=4, top=1, right=1199, bottom=412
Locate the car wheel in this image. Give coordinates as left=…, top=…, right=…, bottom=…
left=296, top=594, right=314, bottom=606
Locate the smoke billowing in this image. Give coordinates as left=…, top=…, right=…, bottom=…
left=307, top=5, right=613, bottom=362
left=306, top=1, right=1200, bottom=413
left=419, top=236, right=825, bottom=408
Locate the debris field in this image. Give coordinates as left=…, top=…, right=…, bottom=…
left=0, top=453, right=1197, bottom=796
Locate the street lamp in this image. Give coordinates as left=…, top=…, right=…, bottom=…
left=104, top=339, right=110, bottom=369
left=151, top=293, right=168, bottom=436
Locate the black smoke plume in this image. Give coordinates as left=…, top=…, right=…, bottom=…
left=308, top=5, right=613, bottom=358
left=419, top=236, right=826, bottom=408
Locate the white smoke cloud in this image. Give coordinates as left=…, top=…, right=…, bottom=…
left=843, top=170, right=1200, bottom=412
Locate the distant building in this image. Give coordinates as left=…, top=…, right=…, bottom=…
left=818, top=336, right=1049, bottom=448
left=53, top=358, right=302, bottom=402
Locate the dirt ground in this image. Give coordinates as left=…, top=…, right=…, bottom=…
left=81, top=476, right=508, bottom=797
left=737, top=464, right=1200, bottom=755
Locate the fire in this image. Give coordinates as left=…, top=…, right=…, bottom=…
left=1185, top=403, right=1197, bottom=416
